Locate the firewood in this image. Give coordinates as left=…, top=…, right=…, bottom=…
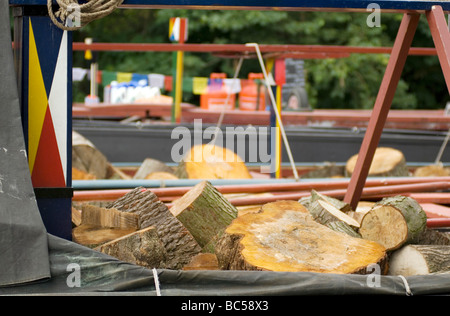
left=417, top=228, right=450, bottom=246
left=300, top=162, right=345, bottom=179
left=326, top=221, right=362, bottom=238
left=388, top=244, right=450, bottom=276
left=182, top=253, right=220, bottom=271
left=309, top=200, right=360, bottom=229
left=72, top=167, right=96, bottom=180
left=359, top=196, right=427, bottom=251
left=80, top=204, right=139, bottom=229
left=346, top=147, right=409, bottom=177
left=133, top=158, right=175, bottom=179
left=72, top=131, right=127, bottom=180
left=72, top=131, right=113, bottom=179
left=413, top=163, right=450, bottom=177
left=107, top=187, right=201, bottom=269
left=72, top=207, right=82, bottom=227
left=175, top=144, right=252, bottom=179
left=95, top=226, right=168, bottom=269
left=300, top=191, right=359, bottom=237
left=72, top=205, right=139, bottom=247
left=299, top=189, right=352, bottom=213
left=145, top=171, right=179, bottom=180
left=170, top=181, right=238, bottom=252
left=216, top=200, right=386, bottom=274
left=72, top=225, right=136, bottom=248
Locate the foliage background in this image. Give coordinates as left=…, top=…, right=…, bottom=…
left=72, top=9, right=448, bottom=110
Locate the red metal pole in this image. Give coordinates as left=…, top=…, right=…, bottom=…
left=343, top=13, right=420, bottom=210
left=426, top=5, right=450, bottom=93
left=427, top=218, right=450, bottom=228
left=72, top=177, right=450, bottom=202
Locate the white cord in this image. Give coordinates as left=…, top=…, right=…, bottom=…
left=152, top=268, right=162, bottom=296
left=398, top=275, right=413, bottom=296
left=245, top=43, right=299, bottom=181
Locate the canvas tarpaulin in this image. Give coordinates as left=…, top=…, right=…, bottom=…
left=1, top=234, right=450, bottom=296
left=0, top=0, right=50, bottom=287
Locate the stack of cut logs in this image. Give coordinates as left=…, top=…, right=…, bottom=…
left=72, top=180, right=450, bottom=276
left=71, top=137, right=450, bottom=276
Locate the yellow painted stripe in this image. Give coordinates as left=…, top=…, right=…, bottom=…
left=174, top=50, right=184, bottom=122
left=28, top=20, right=48, bottom=173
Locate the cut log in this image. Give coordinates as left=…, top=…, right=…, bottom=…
left=72, top=204, right=139, bottom=247
left=72, top=207, right=82, bottom=227
left=359, top=196, right=427, bottom=251
left=417, top=228, right=450, bottom=246
left=388, top=244, right=450, bottom=276
left=80, top=204, right=139, bottom=229
left=72, top=225, right=136, bottom=248
left=358, top=205, right=408, bottom=251
left=182, top=253, right=220, bottom=271
left=72, top=167, right=96, bottom=180
left=413, top=163, right=450, bottom=177
left=301, top=163, right=345, bottom=179
left=326, top=221, right=362, bottom=238
left=346, top=147, right=409, bottom=177
left=145, top=171, right=179, bottom=180
left=175, top=144, right=252, bottom=179
left=309, top=199, right=360, bottom=229
left=311, top=189, right=352, bottom=213
left=349, top=201, right=375, bottom=224
left=72, top=131, right=113, bottom=179
left=95, top=226, right=168, bottom=269
left=169, top=181, right=238, bottom=252
left=133, top=158, right=175, bottom=179
left=216, top=200, right=386, bottom=274
left=107, top=187, right=201, bottom=269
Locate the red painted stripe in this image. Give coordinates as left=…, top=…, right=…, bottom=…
left=31, top=106, right=65, bottom=187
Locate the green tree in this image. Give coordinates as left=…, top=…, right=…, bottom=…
left=72, top=9, right=448, bottom=110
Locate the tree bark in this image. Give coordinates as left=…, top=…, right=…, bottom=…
left=170, top=180, right=238, bottom=252
left=95, top=226, right=168, bottom=269
left=388, top=244, right=450, bottom=276
left=216, top=200, right=386, bottom=274
left=133, top=158, right=175, bottom=179
left=107, top=187, right=201, bottom=269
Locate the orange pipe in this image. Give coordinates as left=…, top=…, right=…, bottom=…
left=73, top=177, right=450, bottom=202
left=226, top=181, right=450, bottom=207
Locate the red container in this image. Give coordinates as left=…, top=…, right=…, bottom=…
left=238, top=73, right=266, bottom=111
left=200, top=73, right=236, bottom=111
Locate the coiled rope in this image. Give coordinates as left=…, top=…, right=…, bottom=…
left=47, top=0, right=124, bottom=31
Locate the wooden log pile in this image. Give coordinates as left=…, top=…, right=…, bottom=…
left=72, top=178, right=450, bottom=276
left=71, top=138, right=450, bottom=275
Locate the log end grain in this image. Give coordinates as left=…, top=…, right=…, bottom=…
left=346, top=147, right=408, bottom=177
left=359, top=205, right=409, bottom=251
left=216, top=201, right=386, bottom=274
left=177, top=144, right=252, bottom=179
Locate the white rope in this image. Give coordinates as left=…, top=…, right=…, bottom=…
left=47, top=0, right=124, bottom=31
left=398, top=275, right=413, bottom=296
left=245, top=43, right=299, bottom=181
left=152, top=268, right=162, bottom=296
